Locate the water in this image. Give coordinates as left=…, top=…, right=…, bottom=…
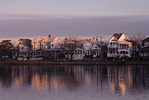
left=0, top=65, right=149, bottom=100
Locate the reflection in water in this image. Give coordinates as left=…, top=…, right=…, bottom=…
left=0, top=65, right=148, bottom=95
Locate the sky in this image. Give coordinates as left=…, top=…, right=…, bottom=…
left=0, top=0, right=149, bottom=42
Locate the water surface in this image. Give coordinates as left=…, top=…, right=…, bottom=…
left=0, top=65, right=149, bottom=100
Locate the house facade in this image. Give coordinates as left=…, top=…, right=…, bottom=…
left=31, top=35, right=64, bottom=60
left=13, top=39, right=32, bottom=60
left=107, top=33, right=132, bottom=59
left=140, top=37, right=149, bottom=58
left=72, top=37, right=101, bottom=60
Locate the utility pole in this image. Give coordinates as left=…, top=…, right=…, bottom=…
left=100, top=31, right=103, bottom=60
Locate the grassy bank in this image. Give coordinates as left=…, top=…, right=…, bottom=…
left=0, top=60, right=149, bottom=65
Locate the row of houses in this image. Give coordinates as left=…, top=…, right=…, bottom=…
left=13, top=33, right=149, bottom=60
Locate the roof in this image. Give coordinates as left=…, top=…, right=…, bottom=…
left=19, top=39, right=32, bottom=48
left=86, top=39, right=97, bottom=43
left=141, top=37, right=149, bottom=43
left=75, top=48, right=84, bottom=51
left=33, top=36, right=57, bottom=42
left=113, top=33, right=123, bottom=40
left=87, top=48, right=100, bottom=51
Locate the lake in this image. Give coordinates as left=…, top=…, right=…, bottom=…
left=0, top=65, right=149, bottom=100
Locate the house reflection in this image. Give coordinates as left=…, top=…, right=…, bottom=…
left=0, top=65, right=148, bottom=94
left=108, top=65, right=147, bottom=94
left=31, top=73, right=48, bottom=90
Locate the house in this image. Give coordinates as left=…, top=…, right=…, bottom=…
left=72, top=37, right=101, bottom=60
left=107, top=33, right=132, bottom=59
left=31, top=35, right=64, bottom=60
left=140, top=37, right=149, bottom=59
left=72, top=39, right=89, bottom=60
left=86, top=37, right=101, bottom=58
left=13, top=38, right=32, bottom=60
left=31, top=35, right=64, bottom=50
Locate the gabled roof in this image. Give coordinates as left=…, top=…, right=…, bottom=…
left=86, top=39, right=97, bottom=44
left=113, top=33, right=123, bottom=40
left=79, top=39, right=90, bottom=44
left=19, top=39, right=32, bottom=48
left=33, top=36, right=57, bottom=42
left=141, top=37, right=149, bottom=42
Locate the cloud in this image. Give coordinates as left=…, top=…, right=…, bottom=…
left=0, top=15, right=148, bottom=42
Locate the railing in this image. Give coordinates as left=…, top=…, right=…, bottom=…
left=108, top=45, right=118, bottom=48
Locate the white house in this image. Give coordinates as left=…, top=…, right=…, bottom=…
left=140, top=37, right=149, bottom=58
left=13, top=39, right=32, bottom=59
left=73, top=37, right=101, bottom=60
left=107, top=33, right=132, bottom=59
left=31, top=35, right=64, bottom=50
left=30, top=35, right=64, bottom=60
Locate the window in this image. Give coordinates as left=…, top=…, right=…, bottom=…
left=110, top=51, right=112, bottom=54
left=119, top=44, right=121, bottom=48
left=52, top=44, right=53, bottom=47
left=127, top=45, right=129, bottom=48
left=110, top=42, right=112, bottom=45
left=21, top=47, right=24, bottom=49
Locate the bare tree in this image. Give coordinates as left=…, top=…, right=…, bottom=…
left=64, top=36, right=80, bottom=60
left=127, top=34, right=147, bottom=44
left=127, top=34, right=147, bottom=59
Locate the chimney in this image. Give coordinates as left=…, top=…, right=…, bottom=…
left=65, top=37, right=67, bottom=40
left=93, top=37, right=95, bottom=40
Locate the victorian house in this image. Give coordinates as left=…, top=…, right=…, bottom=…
left=31, top=35, right=64, bottom=59
left=72, top=37, right=101, bottom=60
left=13, top=38, right=32, bottom=60
left=107, top=33, right=132, bottom=59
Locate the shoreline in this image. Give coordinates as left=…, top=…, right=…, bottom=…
left=0, top=60, right=149, bottom=65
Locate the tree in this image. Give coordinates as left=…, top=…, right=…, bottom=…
left=0, top=40, right=14, bottom=58
left=127, top=34, right=147, bottom=59
left=64, top=36, right=80, bottom=60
